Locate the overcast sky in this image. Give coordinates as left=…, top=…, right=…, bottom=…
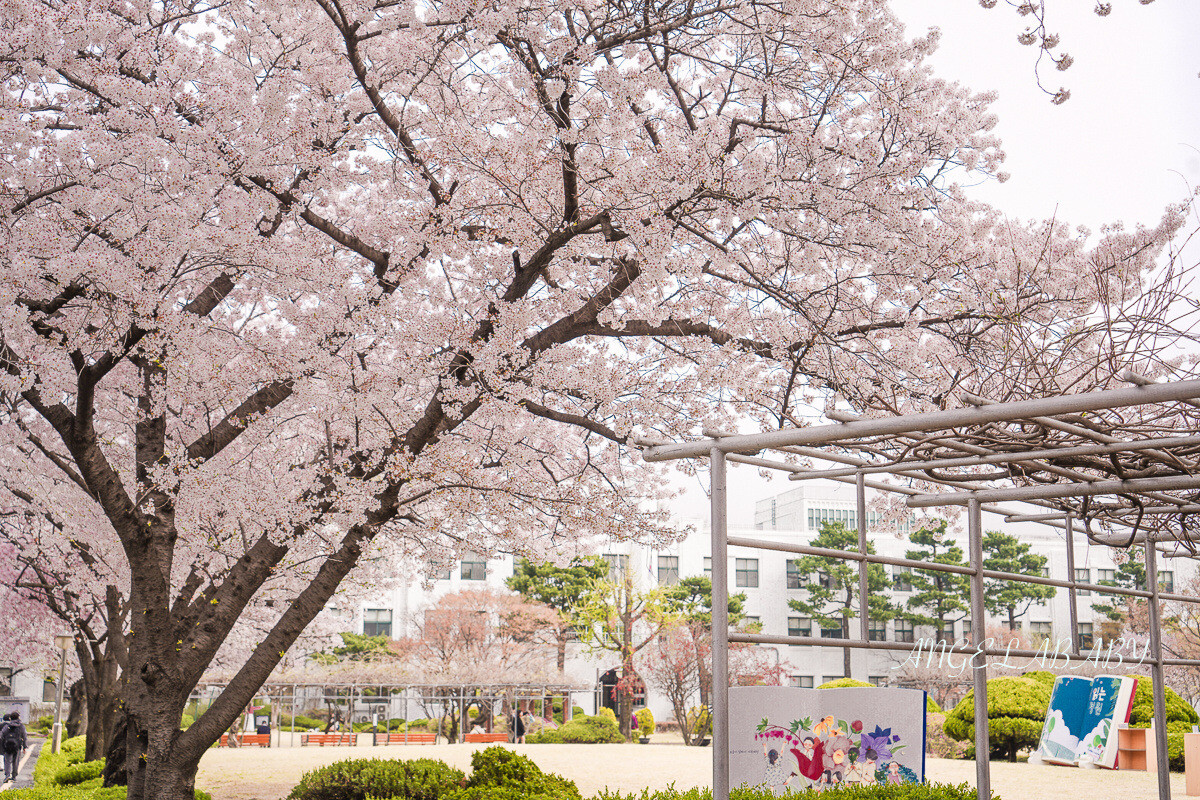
left=663, top=0, right=1200, bottom=529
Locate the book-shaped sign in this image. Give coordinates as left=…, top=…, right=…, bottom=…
left=729, top=686, right=926, bottom=793
left=1035, top=675, right=1137, bottom=768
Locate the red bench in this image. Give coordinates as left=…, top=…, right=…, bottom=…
left=464, top=732, right=509, bottom=743
left=300, top=732, right=358, bottom=746
left=373, top=732, right=437, bottom=745
left=219, top=733, right=271, bottom=747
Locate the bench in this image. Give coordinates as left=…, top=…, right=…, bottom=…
left=219, top=733, right=271, bottom=747
left=464, top=732, right=509, bottom=743
left=373, top=732, right=437, bottom=745
left=300, top=732, right=358, bottom=746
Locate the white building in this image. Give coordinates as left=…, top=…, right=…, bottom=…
left=355, top=481, right=1192, bottom=723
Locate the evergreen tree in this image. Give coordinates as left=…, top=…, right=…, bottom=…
left=506, top=556, right=610, bottom=671
left=904, top=520, right=971, bottom=642
left=1093, top=557, right=1146, bottom=624
left=662, top=576, right=746, bottom=709
left=982, top=530, right=1056, bottom=630
left=787, top=522, right=899, bottom=678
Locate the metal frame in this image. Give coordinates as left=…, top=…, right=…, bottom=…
left=640, top=376, right=1200, bottom=800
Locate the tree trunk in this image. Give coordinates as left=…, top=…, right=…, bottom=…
left=1008, top=607, right=1016, bottom=631
left=556, top=634, right=567, bottom=673
left=65, top=680, right=87, bottom=738
left=102, top=713, right=128, bottom=788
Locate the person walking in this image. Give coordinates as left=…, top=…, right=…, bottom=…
left=1, top=712, right=27, bottom=782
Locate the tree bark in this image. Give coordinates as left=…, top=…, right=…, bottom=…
left=65, top=680, right=86, bottom=738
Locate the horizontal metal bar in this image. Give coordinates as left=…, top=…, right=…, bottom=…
left=642, top=380, right=1200, bottom=460
left=906, top=474, right=1200, bottom=507
left=732, top=633, right=1167, bottom=666
left=724, top=535, right=1189, bottom=602
left=1005, top=513, right=1068, bottom=522
left=787, top=434, right=1200, bottom=482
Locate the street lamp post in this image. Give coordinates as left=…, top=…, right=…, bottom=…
left=51, top=634, right=72, bottom=754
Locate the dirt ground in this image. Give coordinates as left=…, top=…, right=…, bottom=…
left=196, top=737, right=1190, bottom=800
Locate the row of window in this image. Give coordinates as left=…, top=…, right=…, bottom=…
left=781, top=618, right=1096, bottom=647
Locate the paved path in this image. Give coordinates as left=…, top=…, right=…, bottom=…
left=196, top=741, right=1190, bottom=800
left=1, top=739, right=42, bottom=791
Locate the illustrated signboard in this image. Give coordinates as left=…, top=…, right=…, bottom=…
left=730, top=686, right=927, bottom=793
left=1035, top=675, right=1137, bottom=768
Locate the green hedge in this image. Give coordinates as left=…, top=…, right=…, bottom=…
left=459, top=747, right=579, bottom=800
left=51, top=761, right=105, bottom=787
left=1127, top=675, right=1199, bottom=728
left=944, top=676, right=1051, bottom=761
left=286, top=758, right=465, bottom=800
left=816, top=678, right=940, bottom=714
left=527, top=715, right=622, bottom=744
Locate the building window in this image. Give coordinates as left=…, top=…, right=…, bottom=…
left=703, top=557, right=712, bottom=577
left=820, top=624, right=844, bottom=639
left=960, top=619, right=972, bottom=641
left=735, top=558, right=759, bottom=588
left=893, top=566, right=913, bottom=592
left=822, top=676, right=842, bottom=685
left=1160, top=571, right=1175, bottom=593
left=43, top=677, right=57, bottom=703
left=0, top=668, right=10, bottom=696
left=657, top=555, right=680, bottom=586
left=895, top=619, right=915, bottom=643
left=461, top=554, right=487, bottom=581
left=817, top=570, right=838, bottom=590
left=742, top=615, right=761, bottom=632
left=363, top=608, right=393, bottom=638
left=788, top=617, right=811, bottom=638
left=1078, top=623, right=1094, bottom=650
left=601, top=553, right=629, bottom=581
left=1073, top=567, right=1090, bottom=595
left=868, top=676, right=888, bottom=687
left=1029, top=622, right=1052, bottom=644
left=791, top=675, right=814, bottom=688
left=787, top=560, right=807, bottom=589
left=1097, top=568, right=1116, bottom=585
left=869, top=619, right=887, bottom=642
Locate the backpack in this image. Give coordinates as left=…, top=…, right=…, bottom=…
left=1, top=721, right=19, bottom=754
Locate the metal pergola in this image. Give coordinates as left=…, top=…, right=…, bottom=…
left=640, top=374, right=1200, bottom=800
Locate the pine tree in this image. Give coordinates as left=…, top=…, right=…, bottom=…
left=787, top=522, right=899, bottom=678
left=904, top=521, right=971, bottom=642
left=982, top=531, right=1056, bottom=630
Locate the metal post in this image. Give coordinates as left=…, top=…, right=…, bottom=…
left=710, top=448, right=730, bottom=800
left=856, top=472, right=870, bottom=674
left=51, top=634, right=71, bottom=753
left=1146, top=538, right=1172, bottom=798
left=1065, top=513, right=1080, bottom=655
left=968, top=499, right=990, bottom=800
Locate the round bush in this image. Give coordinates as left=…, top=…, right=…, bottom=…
left=287, top=758, right=465, bottom=800
left=636, top=708, right=655, bottom=737
left=1127, top=675, right=1199, bottom=727
left=53, top=759, right=106, bottom=786
left=557, top=715, right=624, bottom=744
left=464, top=746, right=581, bottom=800
left=944, top=676, right=1051, bottom=761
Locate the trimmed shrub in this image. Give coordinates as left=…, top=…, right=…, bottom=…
left=526, top=727, right=563, bottom=744
left=286, top=758, right=466, bottom=800
left=943, top=676, right=1051, bottom=761
left=596, top=707, right=617, bottom=723
left=817, top=678, right=873, bottom=689
left=553, top=715, right=623, bottom=744
left=817, top=678, right=940, bottom=714
left=52, top=760, right=106, bottom=786
left=685, top=707, right=711, bottom=742
left=462, top=746, right=580, bottom=800
left=636, top=709, right=655, bottom=738
left=1127, top=675, right=1199, bottom=728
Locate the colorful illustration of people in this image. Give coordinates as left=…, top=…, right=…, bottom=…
left=754, top=718, right=915, bottom=792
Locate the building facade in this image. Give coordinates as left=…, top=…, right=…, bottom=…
left=355, top=481, right=1191, bottom=722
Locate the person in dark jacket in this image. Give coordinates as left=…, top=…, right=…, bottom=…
left=1, top=712, right=27, bottom=782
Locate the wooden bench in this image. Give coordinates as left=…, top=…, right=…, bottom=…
left=373, top=732, right=437, bottom=745
left=464, top=732, right=509, bottom=743
left=299, top=732, right=358, bottom=746
left=219, top=733, right=271, bottom=747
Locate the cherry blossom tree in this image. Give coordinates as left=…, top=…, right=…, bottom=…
left=0, top=0, right=1193, bottom=798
